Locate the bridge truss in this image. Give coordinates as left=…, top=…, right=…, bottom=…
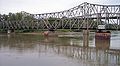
left=0, top=2, right=120, bottom=30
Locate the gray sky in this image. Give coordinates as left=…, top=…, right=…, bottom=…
left=0, top=0, right=120, bottom=14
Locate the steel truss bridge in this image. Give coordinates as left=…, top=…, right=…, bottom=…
left=0, top=2, right=120, bottom=30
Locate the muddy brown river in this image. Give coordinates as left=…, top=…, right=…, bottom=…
left=0, top=31, right=120, bottom=66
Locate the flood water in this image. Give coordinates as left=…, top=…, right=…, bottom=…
left=0, top=31, right=120, bottom=66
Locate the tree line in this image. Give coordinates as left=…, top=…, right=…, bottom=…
left=0, top=11, right=36, bottom=21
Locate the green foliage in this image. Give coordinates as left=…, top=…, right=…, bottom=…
left=2, top=14, right=8, bottom=21
left=15, top=13, right=23, bottom=20
left=1, top=11, right=36, bottom=21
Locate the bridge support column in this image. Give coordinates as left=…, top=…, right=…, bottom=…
left=95, top=31, right=110, bottom=50
left=83, top=30, right=89, bottom=47
left=118, top=12, right=120, bottom=29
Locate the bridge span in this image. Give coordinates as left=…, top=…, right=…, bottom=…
left=0, top=2, right=120, bottom=30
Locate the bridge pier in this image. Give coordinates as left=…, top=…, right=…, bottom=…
left=83, top=30, right=89, bottom=47
left=95, top=34, right=110, bottom=50
left=95, top=24, right=111, bottom=50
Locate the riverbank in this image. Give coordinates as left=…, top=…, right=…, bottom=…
left=18, top=31, right=95, bottom=39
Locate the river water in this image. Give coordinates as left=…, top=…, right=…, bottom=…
left=0, top=31, right=120, bottom=66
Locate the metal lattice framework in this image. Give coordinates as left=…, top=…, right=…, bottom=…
left=0, top=2, right=120, bottom=30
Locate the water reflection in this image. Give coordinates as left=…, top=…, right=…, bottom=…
left=0, top=33, right=120, bottom=66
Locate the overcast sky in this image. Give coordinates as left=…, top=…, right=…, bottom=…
left=0, top=0, right=120, bottom=14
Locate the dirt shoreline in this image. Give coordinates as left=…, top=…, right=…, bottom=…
left=20, top=32, right=43, bottom=35
left=19, top=32, right=83, bottom=35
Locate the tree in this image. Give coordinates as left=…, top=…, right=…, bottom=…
left=2, top=14, right=8, bottom=21
left=1, top=12, right=36, bottom=21
left=16, top=13, right=23, bottom=20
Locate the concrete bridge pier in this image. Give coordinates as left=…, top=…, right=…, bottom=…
left=83, top=30, right=89, bottom=47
